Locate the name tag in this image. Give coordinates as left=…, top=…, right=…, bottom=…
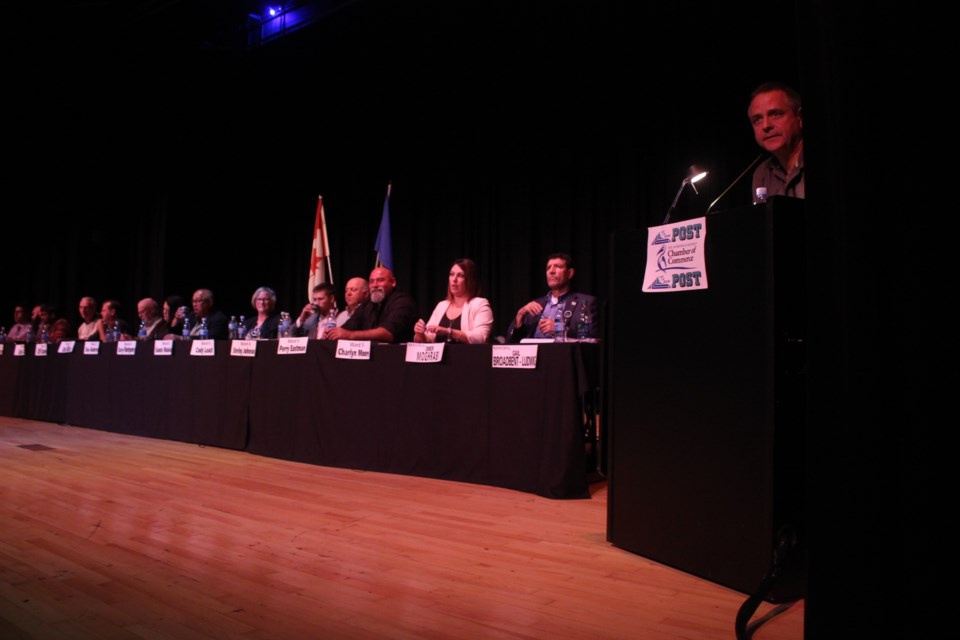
left=405, top=342, right=445, bottom=363
left=230, top=340, right=258, bottom=357
left=14, top=344, right=26, bottom=356
left=190, top=340, right=216, bottom=356
left=58, top=341, right=76, bottom=354
left=116, top=341, right=137, bottom=356
left=154, top=340, right=173, bottom=356
left=84, top=341, right=100, bottom=355
left=35, top=343, right=48, bottom=356
left=491, top=344, right=539, bottom=369
left=277, top=337, right=309, bottom=355
left=335, top=340, right=371, bottom=360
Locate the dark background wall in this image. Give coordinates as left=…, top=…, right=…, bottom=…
left=3, top=1, right=926, bottom=636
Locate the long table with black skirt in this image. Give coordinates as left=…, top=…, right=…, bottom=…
left=0, top=341, right=596, bottom=498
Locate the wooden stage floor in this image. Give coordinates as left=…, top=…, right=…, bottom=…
left=1, top=417, right=803, bottom=639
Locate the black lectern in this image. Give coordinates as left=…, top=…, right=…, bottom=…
left=606, top=198, right=805, bottom=602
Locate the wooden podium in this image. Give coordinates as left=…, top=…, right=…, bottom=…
left=606, top=199, right=806, bottom=602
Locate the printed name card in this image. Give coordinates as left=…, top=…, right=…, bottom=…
left=277, top=337, right=309, bottom=355
left=190, top=340, right=215, bottom=356
left=154, top=340, right=173, bottom=356
left=643, top=217, right=709, bottom=292
left=14, top=344, right=26, bottom=356
left=405, top=342, right=445, bottom=363
left=58, top=341, right=76, bottom=354
left=335, top=340, right=371, bottom=360
left=230, top=340, right=258, bottom=357
left=491, top=344, right=539, bottom=369
left=117, top=341, right=137, bottom=356
left=35, top=343, right=48, bottom=356
left=84, top=341, right=100, bottom=355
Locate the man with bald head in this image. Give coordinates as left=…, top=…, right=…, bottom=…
left=336, top=277, right=370, bottom=327
left=137, top=298, right=169, bottom=339
left=326, top=267, right=416, bottom=343
left=188, top=288, right=229, bottom=339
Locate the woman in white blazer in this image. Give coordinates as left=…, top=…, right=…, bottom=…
left=414, top=258, right=494, bottom=344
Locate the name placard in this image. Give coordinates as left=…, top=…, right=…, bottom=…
left=405, top=342, right=445, bottom=363
left=335, top=340, right=371, bottom=360
left=230, top=340, right=258, bottom=357
left=35, top=343, right=48, bottom=357
left=190, top=340, right=215, bottom=356
left=492, top=344, right=539, bottom=369
left=116, top=341, right=137, bottom=356
left=277, top=337, right=309, bottom=355
left=84, top=341, right=100, bottom=355
left=14, top=344, right=25, bottom=356
left=643, top=217, right=709, bottom=292
left=154, top=340, right=173, bottom=356
left=58, top=341, right=76, bottom=354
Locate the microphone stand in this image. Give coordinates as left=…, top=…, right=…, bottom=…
left=705, top=154, right=763, bottom=214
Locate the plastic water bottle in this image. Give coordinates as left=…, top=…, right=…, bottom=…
left=112, top=322, right=121, bottom=342
left=554, top=307, right=566, bottom=343
left=181, top=316, right=191, bottom=340
left=278, top=312, right=291, bottom=338
left=237, top=316, right=247, bottom=339
left=0, top=326, right=6, bottom=342
left=39, top=324, right=50, bottom=344
left=138, top=319, right=147, bottom=341
left=26, top=325, right=35, bottom=343
left=324, top=308, right=337, bottom=338
left=578, top=311, right=592, bottom=341
left=228, top=316, right=238, bottom=340
left=754, top=187, right=768, bottom=205
left=199, top=317, right=209, bottom=340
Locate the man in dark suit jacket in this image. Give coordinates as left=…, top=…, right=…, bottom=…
left=189, top=288, right=229, bottom=339
left=508, top=253, right=600, bottom=343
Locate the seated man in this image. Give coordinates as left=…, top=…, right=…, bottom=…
left=337, top=277, right=370, bottom=327
left=293, top=283, right=338, bottom=339
left=508, top=253, right=600, bottom=343
left=326, top=267, right=417, bottom=343
left=37, top=305, right=74, bottom=342
left=137, top=298, right=169, bottom=339
left=77, top=296, right=100, bottom=340
left=188, top=289, right=229, bottom=339
left=6, top=305, right=33, bottom=342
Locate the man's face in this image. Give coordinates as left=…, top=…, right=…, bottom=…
left=100, top=303, right=115, bottom=322
left=79, top=298, right=97, bottom=321
left=312, top=290, right=335, bottom=314
left=545, top=258, right=573, bottom=291
left=368, top=268, right=396, bottom=304
left=137, top=301, right=155, bottom=323
left=14, top=306, right=27, bottom=324
left=748, top=90, right=802, bottom=157
left=31, top=305, right=41, bottom=320
left=192, top=291, right=212, bottom=318
left=344, top=278, right=369, bottom=308
left=39, top=308, right=52, bottom=323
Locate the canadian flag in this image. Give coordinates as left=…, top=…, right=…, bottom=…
left=308, top=195, right=332, bottom=297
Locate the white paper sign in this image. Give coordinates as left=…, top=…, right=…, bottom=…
left=230, top=340, right=258, bottom=357
left=14, top=344, right=25, bottom=356
left=277, top=337, right=309, bottom=355
left=405, top=342, right=445, bottom=363
left=58, top=341, right=76, bottom=354
left=491, top=344, right=539, bottom=369
left=35, top=343, right=48, bottom=356
left=190, top=339, right=216, bottom=356
left=154, top=340, right=173, bottom=356
left=643, top=217, right=709, bottom=292
left=116, top=341, right=137, bottom=355
left=84, top=341, right=100, bottom=355
left=335, top=340, right=371, bottom=360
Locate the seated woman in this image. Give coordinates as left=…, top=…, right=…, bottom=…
left=414, top=258, right=493, bottom=344
left=243, top=287, right=280, bottom=339
left=163, top=295, right=190, bottom=336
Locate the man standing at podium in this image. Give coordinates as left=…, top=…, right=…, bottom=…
left=508, top=253, right=599, bottom=343
left=748, top=82, right=805, bottom=199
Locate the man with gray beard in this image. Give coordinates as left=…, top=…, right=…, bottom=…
left=326, top=267, right=416, bottom=343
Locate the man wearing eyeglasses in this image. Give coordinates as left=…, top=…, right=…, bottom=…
left=187, top=288, right=229, bottom=339
left=748, top=82, right=805, bottom=200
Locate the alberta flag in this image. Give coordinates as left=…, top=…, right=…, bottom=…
left=374, top=183, right=393, bottom=271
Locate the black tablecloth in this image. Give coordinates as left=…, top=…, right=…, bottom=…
left=1, top=340, right=596, bottom=498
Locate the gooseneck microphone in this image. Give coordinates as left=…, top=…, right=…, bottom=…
left=705, top=154, right=763, bottom=214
